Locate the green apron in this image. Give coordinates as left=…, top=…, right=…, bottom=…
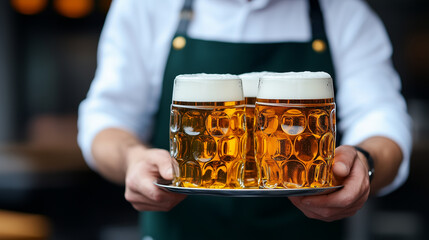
left=146, top=0, right=343, bottom=239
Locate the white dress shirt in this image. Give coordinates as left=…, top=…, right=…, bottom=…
left=78, top=0, right=412, bottom=195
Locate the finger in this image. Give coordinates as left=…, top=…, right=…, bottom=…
left=305, top=207, right=357, bottom=222
left=129, top=196, right=185, bottom=212
left=292, top=191, right=364, bottom=214
left=147, top=149, right=174, bottom=180
left=333, top=145, right=358, bottom=179
left=140, top=176, right=177, bottom=202
left=126, top=149, right=174, bottom=194
left=289, top=184, right=369, bottom=222
left=126, top=169, right=174, bottom=201
left=290, top=159, right=370, bottom=209
left=126, top=189, right=175, bottom=212
left=125, top=191, right=165, bottom=210
left=295, top=176, right=367, bottom=209
left=142, top=175, right=188, bottom=203
left=125, top=187, right=186, bottom=211
left=131, top=202, right=180, bottom=212
left=288, top=196, right=303, bottom=207
left=289, top=146, right=370, bottom=221
left=131, top=203, right=169, bottom=212
left=297, top=194, right=368, bottom=222
left=290, top=194, right=367, bottom=222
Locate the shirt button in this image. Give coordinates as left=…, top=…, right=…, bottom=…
left=173, top=36, right=186, bottom=50
left=312, top=39, right=326, bottom=53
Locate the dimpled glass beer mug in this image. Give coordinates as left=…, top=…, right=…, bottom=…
left=239, top=72, right=274, bottom=188
left=254, top=72, right=336, bottom=188
left=170, top=74, right=247, bottom=188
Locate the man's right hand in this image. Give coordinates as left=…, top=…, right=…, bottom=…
left=124, top=145, right=187, bottom=211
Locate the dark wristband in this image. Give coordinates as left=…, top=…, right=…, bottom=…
left=354, top=146, right=374, bottom=182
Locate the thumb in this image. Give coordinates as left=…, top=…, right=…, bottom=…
left=332, top=145, right=356, bottom=179
left=152, top=149, right=174, bottom=180
left=161, top=166, right=173, bottom=180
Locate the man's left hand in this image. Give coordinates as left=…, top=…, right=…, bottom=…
left=289, top=145, right=370, bottom=222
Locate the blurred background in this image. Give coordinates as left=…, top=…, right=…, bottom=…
left=0, top=0, right=138, bottom=239
left=0, top=0, right=428, bottom=239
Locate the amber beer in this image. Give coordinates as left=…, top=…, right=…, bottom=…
left=170, top=74, right=246, bottom=188
left=239, top=72, right=273, bottom=188
left=255, top=72, right=336, bottom=188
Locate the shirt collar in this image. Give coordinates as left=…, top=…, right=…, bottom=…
left=236, top=0, right=271, bottom=9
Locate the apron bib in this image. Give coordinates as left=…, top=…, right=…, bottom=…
left=146, top=0, right=342, bottom=239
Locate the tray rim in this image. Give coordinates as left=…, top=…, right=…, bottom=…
left=154, top=180, right=343, bottom=197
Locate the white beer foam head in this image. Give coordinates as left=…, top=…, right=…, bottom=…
left=239, top=72, right=277, bottom=97
left=258, top=71, right=334, bottom=100
left=173, top=73, right=244, bottom=102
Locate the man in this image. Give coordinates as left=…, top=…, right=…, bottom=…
left=78, top=0, right=412, bottom=239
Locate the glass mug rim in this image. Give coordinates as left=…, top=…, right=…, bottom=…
left=172, top=73, right=244, bottom=103
left=257, top=71, right=334, bottom=100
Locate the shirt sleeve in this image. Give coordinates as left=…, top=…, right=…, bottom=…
left=77, top=0, right=158, bottom=170
left=322, top=0, right=413, bottom=195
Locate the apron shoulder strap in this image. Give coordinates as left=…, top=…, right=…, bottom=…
left=176, top=0, right=328, bottom=40
left=309, top=0, right=328, bottom=40
left=176, top=0, right=194, bottom=36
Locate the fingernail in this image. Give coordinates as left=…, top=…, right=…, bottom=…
left=336, top=162, right=348, bottom=173
left=165, top=168, right=173, bottom=177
